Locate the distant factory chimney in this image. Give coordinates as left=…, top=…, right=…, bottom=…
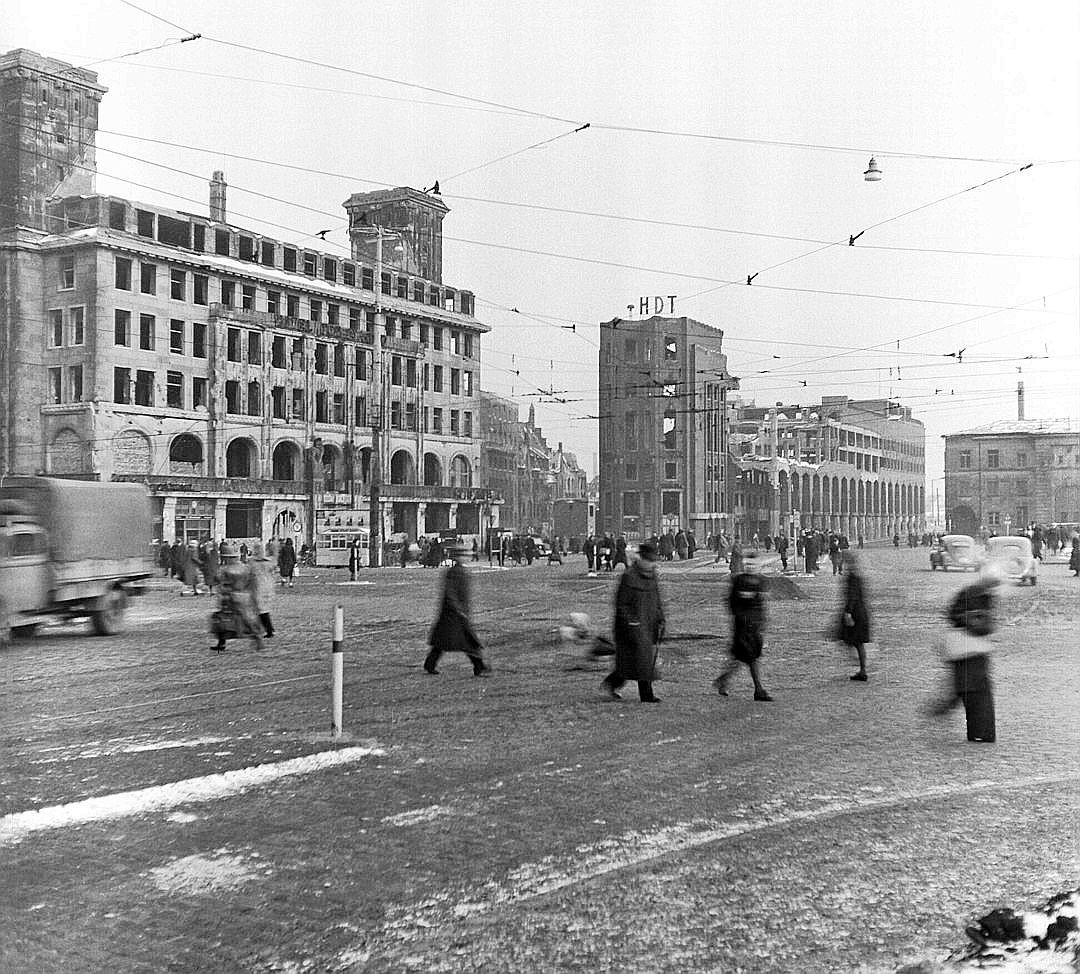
left=1017, top=380, right=1025, bottom=421
left=210, top=170, right=227, bottom=222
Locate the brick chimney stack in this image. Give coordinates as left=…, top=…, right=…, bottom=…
left=210, top=170, right=227, bottom=222
left=1017, top=381, right=1025, bottom=421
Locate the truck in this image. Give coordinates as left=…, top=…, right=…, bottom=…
left=0, top=477, right=154, bottom=643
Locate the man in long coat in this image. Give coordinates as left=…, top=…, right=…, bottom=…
left=837, top=551, right=871, bottom=681
left=713, top=553, right=773, bottom=701
left=424, top=544, right=490, bottom=676
left=602, top=540, right=664, bottom=703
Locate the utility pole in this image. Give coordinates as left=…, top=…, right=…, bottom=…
left=368, top=227, right=386, bottom=568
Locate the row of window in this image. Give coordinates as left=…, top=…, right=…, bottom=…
left=111, top=256, right=478, bottom=352
left=103, top=213, right=475, bottom=315
left=958, top=448, right=1079, bottom=469
left=108, top=367, right=474, bottom=436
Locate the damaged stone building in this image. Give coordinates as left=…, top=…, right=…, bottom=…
left=0, top=48, right=499, bottom=561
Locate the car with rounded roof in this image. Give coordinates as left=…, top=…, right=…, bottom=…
left=930, top=534, right=980, bottom=571
left=986, top=534, right=1038, bottom=585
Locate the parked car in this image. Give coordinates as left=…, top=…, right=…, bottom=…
left=930, top=535, right=980, bottom=571
left=986, top=535, right=1038, bottom=585
left=530, top=536, right=552, bottom=559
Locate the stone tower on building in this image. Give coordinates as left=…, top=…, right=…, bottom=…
left=0, top=49, right=107, bottom=231
left=343, top=188, right=449, bottom=284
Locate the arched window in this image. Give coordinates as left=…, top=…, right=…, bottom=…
left=169, top=433, right=205, bottom=474
left=272, top=441, right=301, bottom=481
left=390, top=449, right=415, bottom=485
left=226, top=438, right=257, bottom=478
left=450, top=455, right=471, bottom=488
left=423, top=452, right=442, bottom=486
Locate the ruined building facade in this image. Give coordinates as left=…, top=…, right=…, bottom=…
left=0, top=49, right=498, bottom=556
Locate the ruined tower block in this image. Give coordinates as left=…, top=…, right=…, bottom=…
left=0, top=49, right=107, bottom=231
left=343, top=188, right=449, bottom=285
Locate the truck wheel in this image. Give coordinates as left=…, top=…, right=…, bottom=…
left=91, top=588, right=129, bottom=636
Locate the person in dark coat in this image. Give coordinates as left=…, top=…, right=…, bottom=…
left=582, top=534, right=596, bottom=572
left=201, top=540, right=220, bottom=595
left=348, top=537, right=363, bottom=580
left=602, top=541, right=664, bottom=703
left=828, top=533, right=843, bottom=575
left=836, top=551, right=871, bottom=681
left=424, top=544, right=490, bottom=676
left=803, top=532, right=817, bottom=574
left=728, top=540, right=744, bottom=576
left=776, top=533, right=789, bottom=572
left=613, top=537, right=628, bottom=569
left=928, top=565, right=1003, bottom=742
left=1070, top=535, right=1080, bottom=577
left=713, top=553, right=772, bottom=701
left=277, top=537, right=297, bottom=586
left=169, top=540, right=184, bottom=579
left=675, top=529, right=688, bottom=560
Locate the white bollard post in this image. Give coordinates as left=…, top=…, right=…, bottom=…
left=331, top=603, right=344, bottom=738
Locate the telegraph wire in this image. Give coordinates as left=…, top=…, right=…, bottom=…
left=439, top=123, right=591, bottom=186
left=115, top=0, right=199, bottom=36
left=91, top=125, right=1079, bottom=263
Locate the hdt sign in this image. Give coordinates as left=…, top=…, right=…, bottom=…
left=628, top=295, right=677, bottom=317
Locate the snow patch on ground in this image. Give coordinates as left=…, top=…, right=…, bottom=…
left=29, top=736, right=235, bottom=764
left=148, top=848, right=260, bottom=895
left=380, top=804, right=455, bottom=827
left=165, top=811, right=199, bottom=824
left=1, top=745, right=386, bottom=846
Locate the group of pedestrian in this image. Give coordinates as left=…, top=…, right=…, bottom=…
left=582, top=534, right=628, bottom=573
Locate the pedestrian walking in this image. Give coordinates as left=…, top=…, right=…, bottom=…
left=928, top=565, right=1003, bottom=742
left=182, top=540, right=203, bottom=596
left=250, top=542, right=276, bottom=637
left=424, top=543, right=490, bottom=676
left=1070, top=535, right=1080, bottom=577
left=602, top=540, right=665, bottom=703
left=348, top=537, right=362, bottom=580
left=277, top=536, right=297, bottom=586
left=836, top=551, right=871, bottom=681
left=828, top=533, right=843, bottom=575
left=713, top=553, right=773, bottom=701
left=210, top=543, right=263, bottom=652
left=776, top=533, right=789, bottom=572
left=613, top=536, right=628, bottom=569
left=201, top=539, right=220, bottom=595
left=857, top=533, right=864, bottom=550
left=728, top=539, right=744, bottom=575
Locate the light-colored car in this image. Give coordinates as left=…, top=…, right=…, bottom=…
left=930, top=535, right=980, bottom=571
left=986, top=535, right=1038, bottom=585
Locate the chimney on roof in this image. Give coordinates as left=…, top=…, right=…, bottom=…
left=210, top=170, right=227, bottom=222
left=1017, top=380, right=1025, bottom=421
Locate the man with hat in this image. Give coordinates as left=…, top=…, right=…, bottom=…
left=602, top=540, right=665, bottom=703
left=211, top=542, right=263, bottom=652
left=424, top=542, right=490, bottom=676
left=713, top=551, right=773, bottom=701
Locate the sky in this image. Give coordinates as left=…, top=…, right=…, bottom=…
left=5, top=0, right=1079, bottom=487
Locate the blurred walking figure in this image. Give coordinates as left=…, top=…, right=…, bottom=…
left=836, top=551, right=871, bottom=681
left=210, top=543, right=263, bottom=652
left=602, top=540, right=664, bottom=703
left=728, top=539, right=744, bottom=576
left=277, top=537, right=297, bottom=586
left=424, top=543, right=490, bottom=677
left=182, top=540, right=203, bottom=596
left=250, top=542, right=276, bottom=638
left=714, top=552, right=772, bottom=701
left=1070, top=534, right=1080, bottom=577
left=200, top=539, right=219, bottom=595
left=928, top=565, right=1003, bottom=743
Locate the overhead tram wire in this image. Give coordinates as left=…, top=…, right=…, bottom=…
left=114, top=0, right=199, bottom=35
left=105, top=28, right=1079, bottom=166
left=89, top=127, right=1079, bottom=263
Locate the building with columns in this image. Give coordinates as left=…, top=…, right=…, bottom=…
left=0, top=49, right=498, bottom=559
left=731, top=396, right=926, bottom=541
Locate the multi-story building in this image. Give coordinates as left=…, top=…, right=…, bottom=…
left=476, top=395, right=586, bottom=536
left=944, top=414, right=1080, bottom=536
left=732, top=396, right=926, bottom=540
left=598, top=315, right=738, bottom=540
left=0, top=49, right=497, bottom=559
